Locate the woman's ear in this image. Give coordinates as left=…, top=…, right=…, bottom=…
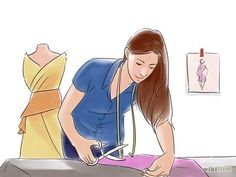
left=124, top=47, right=129, bottom=59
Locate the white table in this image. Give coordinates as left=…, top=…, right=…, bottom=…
left=187, top=156, right=236, bottom=177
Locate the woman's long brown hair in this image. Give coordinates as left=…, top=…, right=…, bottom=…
left=124, top=28, right=173, bottom=131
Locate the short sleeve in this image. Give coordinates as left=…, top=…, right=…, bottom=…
left=72, top=59, right=94, bottom=92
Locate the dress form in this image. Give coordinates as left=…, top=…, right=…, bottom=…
left=19, top=44, right=66, bottom=158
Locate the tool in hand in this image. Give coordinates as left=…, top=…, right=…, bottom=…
left=88, top=141, right=128, bottom=166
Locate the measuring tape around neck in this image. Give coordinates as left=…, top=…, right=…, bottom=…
left=116, top=62, right=136, bottom=159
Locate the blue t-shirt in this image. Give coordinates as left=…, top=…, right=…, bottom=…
left=72, top=58, right=136, bottom=147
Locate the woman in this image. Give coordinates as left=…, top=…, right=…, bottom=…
left=59, top=28, right=175, bottom=177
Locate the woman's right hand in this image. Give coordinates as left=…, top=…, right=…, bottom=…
left=73, top=137, right=99, bottom=165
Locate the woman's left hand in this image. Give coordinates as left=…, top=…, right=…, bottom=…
left=142, top=153, right=174, bottom=177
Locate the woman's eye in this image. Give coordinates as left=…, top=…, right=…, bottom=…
left=150, top=67, right=155, bottom=69
left=136, top=62, right=142, bottom=66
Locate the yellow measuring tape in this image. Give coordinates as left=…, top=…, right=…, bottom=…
left=116, top=62, right=136, bottom=159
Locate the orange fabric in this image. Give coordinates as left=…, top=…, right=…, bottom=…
left=18, top=89, right=61, bottom=134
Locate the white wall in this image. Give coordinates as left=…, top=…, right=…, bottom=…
left=0, top=0, right=235, bottom=165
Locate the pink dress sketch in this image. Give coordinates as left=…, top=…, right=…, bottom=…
left=196, top=59, right=208, bottom=90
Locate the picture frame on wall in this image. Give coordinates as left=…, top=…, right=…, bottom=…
left=186, top=48, right=220, bottom=93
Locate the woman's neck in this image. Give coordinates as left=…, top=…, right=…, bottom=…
left=121, top=59, right=134, bottom=86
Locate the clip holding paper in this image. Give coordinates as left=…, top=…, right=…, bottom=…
left=200, top=48, right=204, bottom=57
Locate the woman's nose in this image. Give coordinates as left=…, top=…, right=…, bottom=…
left=140, top=68, right=148, bottom=77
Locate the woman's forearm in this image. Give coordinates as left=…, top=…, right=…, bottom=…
left=59, top=110, right=84, bottom=146
left=155, top=121, right=175, bottom=157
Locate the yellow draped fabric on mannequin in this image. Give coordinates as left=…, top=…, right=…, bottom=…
left=18, top=53, right=66, bottom=158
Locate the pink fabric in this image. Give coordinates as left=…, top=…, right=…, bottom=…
left=98, top=154, right=208, bottom=177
